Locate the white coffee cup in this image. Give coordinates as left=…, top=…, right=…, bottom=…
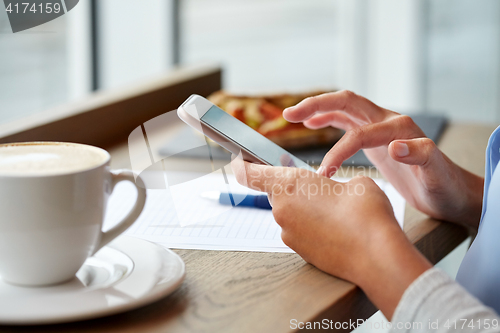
left=0, top=142, right=146, bottom=286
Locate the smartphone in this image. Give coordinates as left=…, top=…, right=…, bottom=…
left=177, top=94, right=315, bottom=171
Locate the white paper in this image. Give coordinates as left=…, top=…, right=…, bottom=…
left=104, top=172, right=405, bottom=253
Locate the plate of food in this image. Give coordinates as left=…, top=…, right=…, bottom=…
left=206, top=90, right=342, bottom=150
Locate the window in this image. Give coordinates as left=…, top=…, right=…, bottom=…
left=1, top=0, right=499, bottom=127
left=426, top=0, right=500, bottom=122
left=0, top=5, right=71, bottom=124
left=180, top=0, right=338, bottom=93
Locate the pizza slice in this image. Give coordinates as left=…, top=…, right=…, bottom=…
left=207, top=91, right=342, bottom=149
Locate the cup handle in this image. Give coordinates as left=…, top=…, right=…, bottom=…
left=92, top=169, right=147, bottom=255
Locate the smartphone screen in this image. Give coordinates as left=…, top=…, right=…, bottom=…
left=200, top=105, right=314, bottom=171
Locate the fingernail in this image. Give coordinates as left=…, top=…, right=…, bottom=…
left=316, top=166, right=326, bottom=175
left=282, top=107, right=293, bottom=120
left=393, top=142, right=409, bottom=157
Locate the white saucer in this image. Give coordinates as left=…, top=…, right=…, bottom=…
left=0, top=236, right=185, bottom=325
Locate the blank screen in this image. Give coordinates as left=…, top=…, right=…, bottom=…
left=201, top=106, right=314, bottom=171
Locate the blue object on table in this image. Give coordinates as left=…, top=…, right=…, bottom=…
left=202, top=191, right=272, bottom=210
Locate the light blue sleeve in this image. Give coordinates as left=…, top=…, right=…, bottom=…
left=456, top=125, right=500, bottom=314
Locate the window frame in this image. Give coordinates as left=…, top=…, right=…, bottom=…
left=0, top=65, right=222, bottom=148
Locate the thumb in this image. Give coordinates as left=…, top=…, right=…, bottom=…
left=388, top=138, right=440, bottom=167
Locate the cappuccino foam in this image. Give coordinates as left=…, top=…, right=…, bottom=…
left=0, top=143, right=108, bottom=175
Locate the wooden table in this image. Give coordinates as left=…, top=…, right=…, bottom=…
left=2, top=123, right=495, bottom=333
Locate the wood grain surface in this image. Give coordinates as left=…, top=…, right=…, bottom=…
left=1, top=122, right=495, bottom=333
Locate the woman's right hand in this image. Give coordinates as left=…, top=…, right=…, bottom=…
left=283, top=90, right=484, bottom=230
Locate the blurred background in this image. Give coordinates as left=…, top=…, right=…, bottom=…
left=2, top=0, right=500, bottom=125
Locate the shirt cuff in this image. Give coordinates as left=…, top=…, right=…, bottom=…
left=391, top=267, right=453, bottom=332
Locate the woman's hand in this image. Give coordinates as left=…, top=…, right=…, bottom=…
left=283, top=90, right=484, bottom=230
left=231, top=158, right=432, bottom=320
